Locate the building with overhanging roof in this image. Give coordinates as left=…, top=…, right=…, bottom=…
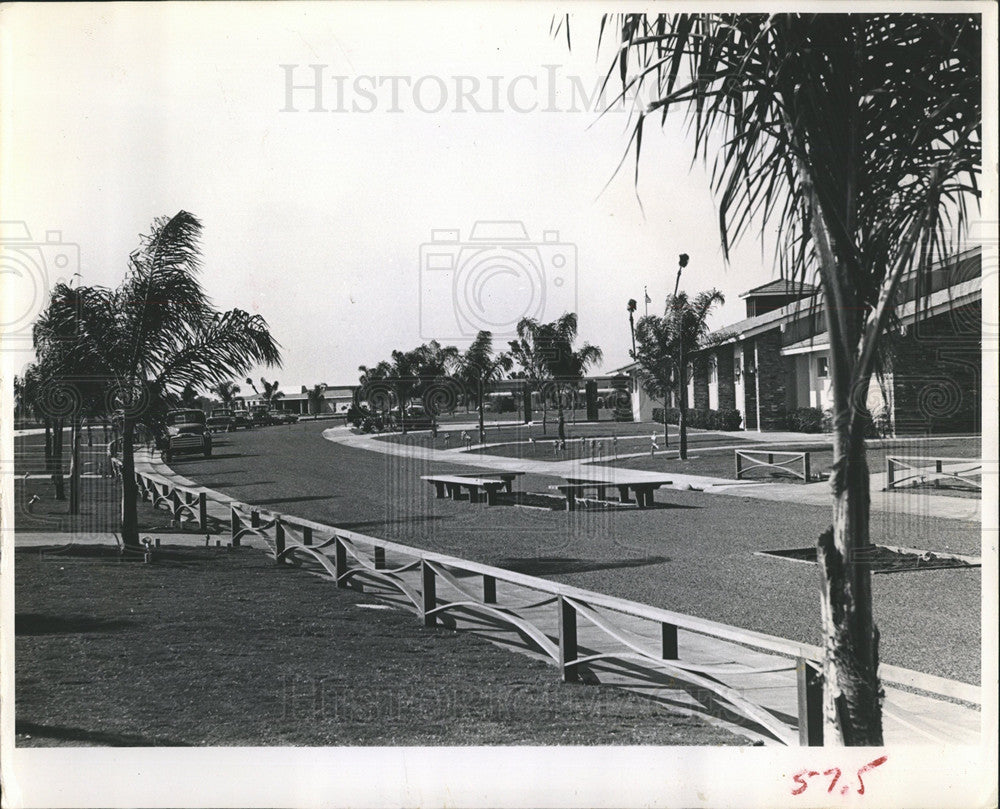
left=615, top=247, right=982, bottom=435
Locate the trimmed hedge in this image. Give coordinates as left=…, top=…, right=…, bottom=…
left=652, top=407, right=743, bottom=431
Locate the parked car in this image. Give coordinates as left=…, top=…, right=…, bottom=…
left=231, top=411, right=253, bottom=430
left=207, top=410, right=236, bottom=433
left=249, top=405, right=275, bottom=426
left=156, top=409, right=212, bottom=462
left=271, top=410, right=299, bottom=425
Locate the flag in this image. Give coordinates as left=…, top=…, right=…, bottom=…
left=644, top=288, right=652, bottom=304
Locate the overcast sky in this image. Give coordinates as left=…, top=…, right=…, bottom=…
left=5, top=3, right=802, bottom=388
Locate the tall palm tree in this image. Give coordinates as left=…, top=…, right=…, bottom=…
left=34, top=211, right=281, bottom=547
left=212, top=380, right=241, bottom=409
left=597, top=13, right=981, bottom=744
left=245, top=378, right=284, bottom=409
left=357, top=361, right=394, bottom=423
left=535, top=313, right=604, bottom=427
left=508, top=318, right=555, bottom=432
left=456, top=331, right=513, bottom=443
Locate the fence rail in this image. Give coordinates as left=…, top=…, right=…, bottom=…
left=126, top=462, right=980, bottom=746
left=735, top=449, right=812, bottom=482
left=885, top=456, right=982, bottom=491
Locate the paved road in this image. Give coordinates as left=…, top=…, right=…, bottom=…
left=173, top=421, right=982, bottom=683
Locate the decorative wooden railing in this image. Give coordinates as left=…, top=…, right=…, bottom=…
left=126, top=462, right=981, bottom=747
left=735, top=449, right=812, bottom=482
left=886, top=456, right=982, bottom=491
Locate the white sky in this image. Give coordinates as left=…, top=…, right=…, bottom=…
left=5, top=3, right=808, bottom=387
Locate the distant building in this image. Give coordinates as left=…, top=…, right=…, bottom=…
left=616, top=247, right=982, bottom=435
left=236, top=384, right=357, bottom=416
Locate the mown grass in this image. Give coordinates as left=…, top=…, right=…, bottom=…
left=14, top=545, right=745, bottom=747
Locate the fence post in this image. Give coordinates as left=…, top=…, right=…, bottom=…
left=735, top=451, right=743, bottom=480
left=935, top=459, right=943, bottom=488
left=483, top=574, right=497, bottom=604
left=661, top=622, right=678, bottom=660
left=275, top=518, right=285, bottom=560
left=170, top=489, right=181, bottom=522
left=251, top=510, right=260, bottom=529
left=803, top=452, right=811, bottom=483
left=421, top=560, right=437, bottom=627
left=334, top=537, right=348, bottom=588
left=198, top=492, right=208, bottom=529
left=302, top=525, right=313, bottom=546
left=231, top=507, right=241, bottom=547
left=374, top=546, right=386, bottom=570
left=886, top=457, right=894, bottom=488
left=796, top=658, right=824, bottom=746
left=558, top=596, right=579, bottom=683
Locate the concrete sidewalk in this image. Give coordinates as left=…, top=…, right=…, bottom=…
left=324, top=426, right=982, bottom=522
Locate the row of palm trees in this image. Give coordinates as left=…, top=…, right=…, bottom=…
left=356, top=314, right=603, bottom=442
left=17, top=211, right=282, bottom=547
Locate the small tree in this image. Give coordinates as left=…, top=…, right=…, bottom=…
left=508, top=318, right=555, bottom=432
left=307, top=384, right=327, bottom=416
left=456, top=331, right=513, bottom=443
left=212, top=380, right=241, bottom=409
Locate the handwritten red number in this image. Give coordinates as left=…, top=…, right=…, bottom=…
left=791, top=770, right=818, bottom=796
left=855, top=755, right=888, bottom=795
left=824, top=768, right=842, bottom=793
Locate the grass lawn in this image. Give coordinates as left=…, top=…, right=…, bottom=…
left=14, top=544, right=745, bottom=747
left=12, top=476, right=225, bottom=536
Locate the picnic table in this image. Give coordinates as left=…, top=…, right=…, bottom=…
left=551, top=474, right=673, bottom=510
left=421, top=474, right=510, bottom=505
left=450, top=470, right=525, bottom=493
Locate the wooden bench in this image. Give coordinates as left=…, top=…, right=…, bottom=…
left=552, top=477, right=672, bottom=510
left=421, top=475, right=507, bottom=505
left=451, top=470, right=524, bottom=493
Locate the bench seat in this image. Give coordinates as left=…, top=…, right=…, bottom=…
left=421, top=475, right=507, bottom=505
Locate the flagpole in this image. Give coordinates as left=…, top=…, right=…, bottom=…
left=644, top=286, right=649, bottom=316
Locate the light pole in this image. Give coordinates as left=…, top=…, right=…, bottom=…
left=674, top=253, right=690, bottom=460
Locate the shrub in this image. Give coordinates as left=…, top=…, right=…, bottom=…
left=786, top=407, right=825, bottom=433
left=652, top=407, right=742, bottom=431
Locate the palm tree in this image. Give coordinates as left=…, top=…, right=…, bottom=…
left=307, top=383, right=327, bottom=416
left=357, top=361, right=394, bottom=424
left=456, top=331, right=513, bottom=443
left=212, top=380, right=241, bottom=409
left=35, top=211, right=282, bottom=547
left=534, top=313, right=604, bottom=429
left=508, top=318, right=555, bottom=432
left=246, top=378, right=284, bottom=410
left=633, top=289, right=726, bottom=452
left=627, top=298, right=638, bottom=358
left=598, top=13, right=981, bottom=744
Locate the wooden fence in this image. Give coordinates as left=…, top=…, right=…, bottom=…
left=735, top=449, right=812, bottom=482
left=126, top=462, right=981, bottom=746
left=886, top=456, right=982, bottom=491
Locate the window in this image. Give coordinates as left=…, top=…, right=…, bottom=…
left=708, top=356, right=718, bottom=383
left=816, top=356, right=829, bottom=379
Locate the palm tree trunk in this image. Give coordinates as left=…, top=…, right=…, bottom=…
left=120, top=415, right=140, bottom=548
left=52, top=418, right=65, bottom=500
left=69, top=414, right=82, bottom=514
left=477, top=380, right=485, bottom=444
left=808, top=193, right=883, bottom=746
left=817, top=410, right=882, bottom=745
